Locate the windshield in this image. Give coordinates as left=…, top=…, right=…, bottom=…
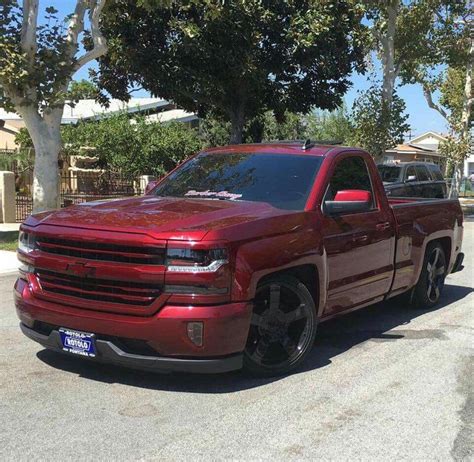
left=154, top=152, right=323, bottom=210
left=377, top=165, right=401, bottom=183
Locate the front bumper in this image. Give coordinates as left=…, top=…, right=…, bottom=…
left=20, top=323, right=242, bottom=373
left=15, top=278, right=252, bottom=373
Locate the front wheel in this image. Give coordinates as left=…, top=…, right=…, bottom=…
left=243, top=275, right=317, bottom=377
left=412, top=242, right=447, bottom=308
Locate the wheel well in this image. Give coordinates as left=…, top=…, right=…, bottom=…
left=257, top=265, right=319, bottom=307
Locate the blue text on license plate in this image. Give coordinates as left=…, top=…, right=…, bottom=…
left=59, top=328, right=96, bottom=357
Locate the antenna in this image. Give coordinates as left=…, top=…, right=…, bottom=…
left=302, top=139, right=314, bottom=150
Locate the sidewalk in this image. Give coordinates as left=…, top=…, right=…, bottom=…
left=0, top=224, right=18, bottom=275
left=0, top=250, right=18, bottom=275
left=0, top=223, right=20, bottom=233
left=459, top=197, right=474, bottom=215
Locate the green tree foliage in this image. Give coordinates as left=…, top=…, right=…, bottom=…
left=438, top=67, right=472, bottom=128
left=351, top=86, right=409, bottom=158
left=66, top=79, right=100, bottom=102
left=361, top=1, right=470, bottom=168
left=306, top=107, right=353, bottom=144
left=0, top=0, right=109, bottom=212
left=200, top=106, right=354, bottom=148
left=62, top=114, right=203, bottom=178
left=14, top=127, right=33, bottom=148
left=96, top=0, right=367, bottom=144
left=262, top=112, right=308, bottom=142
left=199, top=116, right=233, bottom=148
left=398, top=1, right=472, bottom=196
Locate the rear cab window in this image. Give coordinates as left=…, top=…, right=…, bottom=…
left=323, top=156, right=376, bottom=212
left=377, top=165, right=401, bottom=183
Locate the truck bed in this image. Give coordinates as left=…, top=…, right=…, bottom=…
left=387, top=197, right=463, bottom=297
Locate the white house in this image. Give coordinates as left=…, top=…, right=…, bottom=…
left=464, top=126, right=474, bottom=177
left=383, top=131, right=447, bottom=166
left=0, top=98, right=198, bottom=149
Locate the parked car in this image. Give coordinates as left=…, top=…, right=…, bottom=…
left=15, top=142, right=464, bottom=377
left=377, top=162, right=447, bottom=198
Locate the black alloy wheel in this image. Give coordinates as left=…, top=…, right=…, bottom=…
left=412, top=242, right=447, bottom=308
left=243, top=275, right=317, bottom=377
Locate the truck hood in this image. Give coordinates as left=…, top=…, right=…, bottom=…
left=24, top=196, right=295, bottom=241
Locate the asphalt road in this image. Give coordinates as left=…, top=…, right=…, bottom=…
left=1, top=222, right=473, bottom=461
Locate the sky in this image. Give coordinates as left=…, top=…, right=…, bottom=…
left=39, top=0, right=448, bottom=139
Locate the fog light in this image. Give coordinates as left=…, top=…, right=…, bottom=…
left=187, top=322, right=203, bottom=347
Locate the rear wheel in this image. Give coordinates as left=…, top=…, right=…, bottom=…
left=243, top=275, right=317, bottom=377
left=412, top=242, right=446, bottom=308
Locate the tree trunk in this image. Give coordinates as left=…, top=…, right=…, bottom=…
left=229, top=106, right=245, bottom=145
left=21, top=108, right=62, bottom=213
left=449, top=34, right=473, bottom=199
left=381, top=0, right=398, bottom=109
left=449, top=163, right=463, bottom=199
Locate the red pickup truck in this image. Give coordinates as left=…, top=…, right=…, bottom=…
left=15, top=142, right=464, bottom=376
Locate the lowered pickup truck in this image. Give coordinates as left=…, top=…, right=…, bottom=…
left=15, top=142, right=464, bottom=376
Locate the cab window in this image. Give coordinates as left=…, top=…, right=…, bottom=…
left=324, top=156, right=375, bottom=208
left=427, top=164, right=444, bottom=181
left=416, top=165, right=430, bottom=181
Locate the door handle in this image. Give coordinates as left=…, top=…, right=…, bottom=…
left=376, top=222, right=392, bottom=232
left=352, top=235, right=368, bottom=244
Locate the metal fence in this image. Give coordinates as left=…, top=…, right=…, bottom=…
left=15, top=171, right=144, bottom=223
left=446, top=178, right=474, bottom=198
left=15, top=194, right=33, bottom=223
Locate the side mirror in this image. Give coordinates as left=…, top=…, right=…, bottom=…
left=324, top=189, right=372, bottom=215
left=406, top=175, right=417, bottom=182
left=145, top=180, right=158, bottom=195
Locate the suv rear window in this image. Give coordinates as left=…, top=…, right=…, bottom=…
left=377, top=165, right=401, bottom=183
left=154, top=152, right=323, bottom=210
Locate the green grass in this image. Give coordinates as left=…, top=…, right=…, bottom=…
left=0, top=233, right=18, bottom=252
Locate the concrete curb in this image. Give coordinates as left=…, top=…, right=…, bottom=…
left=0, top=250, right=18, bottom=275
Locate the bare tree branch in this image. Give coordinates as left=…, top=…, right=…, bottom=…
left=20, top=0, right=39, bottom=67
left=73, top=0, right=108, bottom=72
left=422, top=84, right=449, bottom=121
left=380, top=1, right=398, bottom=108
left=372, top=28, right=382, bottom=45
left=66, top=0, right=88, bottom=49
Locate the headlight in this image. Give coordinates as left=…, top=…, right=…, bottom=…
left=166, top=247, right=228, bottom=273
left=18, top=231, right=37, bottom=254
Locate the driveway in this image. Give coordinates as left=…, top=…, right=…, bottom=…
left=1, top=221, right=473, bottom=461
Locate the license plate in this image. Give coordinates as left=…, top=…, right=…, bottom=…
left=59, top=328, right=96, bottom=357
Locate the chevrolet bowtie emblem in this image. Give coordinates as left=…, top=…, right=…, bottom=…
left=65, top=262, right=96, bottom=278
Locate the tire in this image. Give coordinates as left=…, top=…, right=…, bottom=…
left=411, top=242, right=447, bottom=309
left=243, top=275, right=317, bottom=377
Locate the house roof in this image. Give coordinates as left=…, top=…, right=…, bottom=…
left=386, top=131, right=447, bottom=157
left=409, top=131, right=448, bottom=144
left=387, top=144, right=428, bottom=153
left=0, top=98, right=174, bottom=125
left=60, top=98, right=173, bottom=123
left=386, top=143, right=443, bottom=157
left=0, top=122, right=19, bottom=134
left=145, top=109, right=198, bottom=124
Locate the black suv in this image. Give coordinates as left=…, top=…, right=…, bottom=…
left=377, top=162, right=447, bottom=199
